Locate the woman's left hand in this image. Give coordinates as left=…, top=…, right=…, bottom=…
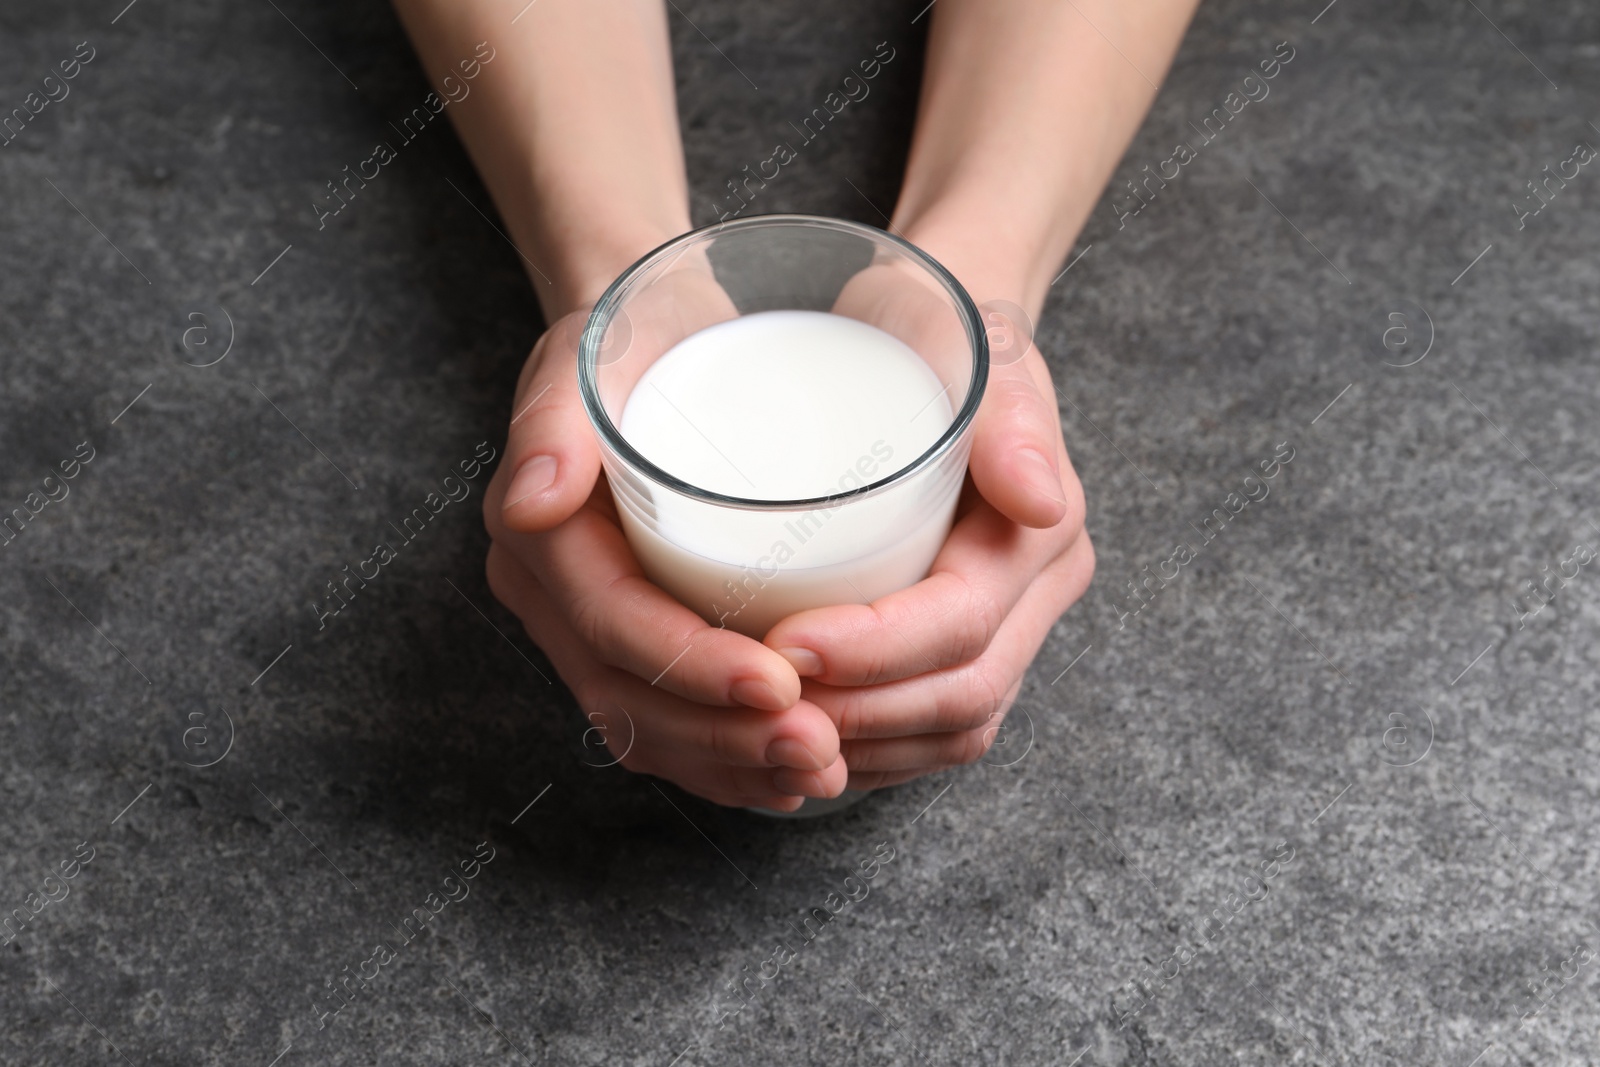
left=763, top=332, right=1096, bottom=790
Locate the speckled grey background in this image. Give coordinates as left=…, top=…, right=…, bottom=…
left=3, top=0, right=1598, bottom=1064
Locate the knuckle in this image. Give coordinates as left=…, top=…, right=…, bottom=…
left=570, top=592, right=606, bottom=651
left=510, top=391, right=566, bottom=435
left=840, top=740, right=885, bottom=772
left=570, top=573, right=631, bottom=656
left=990, top=373, right=1050, bottom=426
left=954, top=659, right=1010, bottom=733
left=828, top=688, right=869, bottom=740
left=945, top=573, right=1000, bottom=665
left=852, top=606, right=901, bottom=685
left=704, top=714, right=742, bottom=765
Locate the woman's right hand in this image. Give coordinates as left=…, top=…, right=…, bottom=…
left=482, top=293, right=849, bottom=813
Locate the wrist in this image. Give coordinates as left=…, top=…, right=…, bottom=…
left=537, top=211, right=690, bottom=321
left=897, top=207, right=1066, bottom=326
left=894, top=153, right=1106, bottom=325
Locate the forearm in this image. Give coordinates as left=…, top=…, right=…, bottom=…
left=893, top=0, right=1201, bottom=318
left=391, top=0, right=692, bottom=319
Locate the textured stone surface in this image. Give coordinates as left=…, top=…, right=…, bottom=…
left=3, top=1, right=1599, bottom=1064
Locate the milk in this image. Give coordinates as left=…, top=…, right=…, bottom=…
left=614, top=310, right=960, bottom=638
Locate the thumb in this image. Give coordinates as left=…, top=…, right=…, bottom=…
left=967, top=355, right=1070, bottom=529
left=499, top=311, right=602, bottom=533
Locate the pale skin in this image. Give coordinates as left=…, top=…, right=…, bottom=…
left=393, top=0, right=1201, bottom=811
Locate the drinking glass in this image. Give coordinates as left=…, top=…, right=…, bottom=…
left=579, top=214, right=988, bottom=816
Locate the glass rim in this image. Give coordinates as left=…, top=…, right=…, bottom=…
left=577, top=213, right=990, bottom=511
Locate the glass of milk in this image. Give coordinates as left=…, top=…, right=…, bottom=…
left=578, top=215, right=988, bottom=814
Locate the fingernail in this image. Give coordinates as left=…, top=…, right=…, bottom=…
left=730, top=677, right=785, bottom=711
left=765, top=737, right=826, bottom=772
left=776, top=646, right=823, bottom=677
left=773, top=766, right=832, bottom=796
left=1017, top=447, right=1058, bottom=496
left=503, top=455, right=558, bottom=509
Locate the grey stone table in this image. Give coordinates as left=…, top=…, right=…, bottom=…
left=3, top=0, right=1597, bottom=1063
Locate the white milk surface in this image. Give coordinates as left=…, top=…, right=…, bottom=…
left=615, top=310, right=958, bottom=636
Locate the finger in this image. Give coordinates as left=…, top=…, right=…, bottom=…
left=774, top=758, right=849, bottom=799
left=838, top=684, right=1026, bottom=788
left=642, top=775, right=803, bottom=813
left=595, top=662, right=841, bottom=770
left=499, top=260, right=740, bottom=534
left=969, top=355, right=1071, bottom=529
left=489, top=536, right=846, bottom=806
left=501, top=502, right=809, bottom=712
left=487, top=543, right=838, bottom=769
left=840, top=727, right=994, bottom=771
left=804, top=534, right=1094, bottom=739
left=844, top=767, right=934, bottom=793
left=628, top=751, right=848, bottom=804
left=765, top=489, right=1085, bottom=687
left=664, top=792, right=809, bottom=814
left=485, top=540, right=579, bottom=688
left=846, top=768, right=936, bottom=792
left=489, top=486, right=800, bottom=709
left=664, top=788, right=811, bottom=814
left=499, top=311, right=602, bottom=533
left=747, top=795, right=807, bottom=814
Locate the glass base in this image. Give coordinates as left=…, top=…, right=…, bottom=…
left=747, top=789, right=870, bottom=819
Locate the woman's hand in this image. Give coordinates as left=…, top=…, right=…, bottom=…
left=764, top=328, right=1095, bottom=791
left=390, top=0, right=845, bottom=807
left=483, top=291, right=849, bottom=813
left=778, top=0, right=1207, bottom=791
